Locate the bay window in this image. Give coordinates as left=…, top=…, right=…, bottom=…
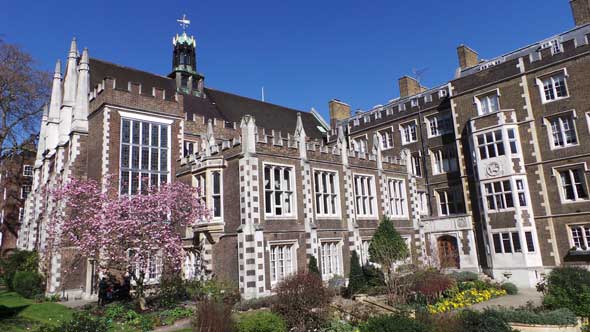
left=477, top=130, right=504, bottom=160
left=484, top=180, right=514, bottom=211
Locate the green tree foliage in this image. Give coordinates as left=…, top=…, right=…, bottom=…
left=12, top=271, right=44, bottom=298
left=347, top=251, right=365, bottom=296
left=308, top=255, right=320, bottom=275
left=543, top=267, right=590, bottom=318
left=0, top=249, right=39, bottom=290
left=36, top=311, right=109, bottom=332
left=368, top=217, right=409, bottom=275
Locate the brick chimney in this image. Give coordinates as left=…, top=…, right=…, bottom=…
left=457, top=45, right=479, bottom=69
left=571, top=0, right=590, bottom=26
left=328, top=99, right=351, bottom=128
left=398, top=76, right=424, bottom=98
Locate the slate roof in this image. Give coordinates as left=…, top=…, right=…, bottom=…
left=88, top=58, right=327, bottom=138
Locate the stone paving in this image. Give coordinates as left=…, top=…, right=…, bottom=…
left=470, top=288, right=543, bottom=311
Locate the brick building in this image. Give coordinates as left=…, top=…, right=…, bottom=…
left=17, top=0, right=590, bottom=299
left=341, top=0, right=590, bottom=287
left=0, top=143, right=35, bottom=256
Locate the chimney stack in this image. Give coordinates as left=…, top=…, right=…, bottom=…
left=570, top=0, right=590, bottom=26
left=328, top=99, right=351, bottom=128
left=457, top=45, right=479, bottom=70
left=398, top=76, right=424, bottom=98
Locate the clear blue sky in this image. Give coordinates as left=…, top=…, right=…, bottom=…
left=0, top=0, right=574, bottom=121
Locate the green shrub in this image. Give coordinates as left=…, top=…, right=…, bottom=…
left=322, top=319, right=357, bottom=332
left=0, top=249, right=39, bottom=290
left=501, top=282, right=518, bottom=295
left=156, top=273, right=190, bottom=308
left=450, top=271, right=479, bottom=283
left=491, top=307, right=577, bottom=325
left=236, top=311, right=287, bottom=332
left=543, top=267, right=590, bottom=318
left=36, top=311, right=109, bottom=332
left=103, top=303, right=127, bottom=321
left=272, top=272, right=333, bottom=332
left=459, top=309, right=515, bottom=332
left=308, top=256, right=320, bottom=275
left=457, top=280, right=493, bottom=291
left=12, top=270, right=44, bottom=298
left=360, top=313, right=429, bottom=332
left=347, top=251, right=365, bottom=296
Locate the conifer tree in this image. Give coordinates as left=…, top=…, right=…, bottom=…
left=347, top=251, right=365, bottom=296
left=368, top=216, right=409, bottom=277
left=308, top=255, right=320, bottom=275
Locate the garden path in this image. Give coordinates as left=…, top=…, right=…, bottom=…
left=151, top=318, right=192, bottom=332
left=470, top=288, right=542, bottom=310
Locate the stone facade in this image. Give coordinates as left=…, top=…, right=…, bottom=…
left=340, top=2, right=590, bottom=287
left=17, top=1, right=590, bottom=300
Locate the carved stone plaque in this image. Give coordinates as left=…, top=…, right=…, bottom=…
left=485, top=161, right=503, bottom=177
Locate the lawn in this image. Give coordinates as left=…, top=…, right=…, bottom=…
left=0, top=290, right=73, bottom=332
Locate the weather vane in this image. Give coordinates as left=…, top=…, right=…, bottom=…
left=177, top=14, right=191, bottom=32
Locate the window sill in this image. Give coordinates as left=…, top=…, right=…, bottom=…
left=356, top=215, right=379, bottom=220
left=550, top=143, right=579, bottom=151
left=560, top=199, right=589, bottom=204
left=264, top=215, right=298, bottom=221
left=542, top=96, right=569, bottom=104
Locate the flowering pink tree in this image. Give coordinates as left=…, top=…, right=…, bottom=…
left=46, top=176, right=209, bottom=307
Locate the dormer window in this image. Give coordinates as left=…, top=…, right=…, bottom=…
left=439, top=89, right=448, bottom=98
left=399, top=103, right=406, bottom=112
left=424, top=94, right=433, bottom=103
left=476, top=90, right=500, bottom=115
left=411, top=99, right=419, bottom=107
left=541, top=39, right=563, bottom=55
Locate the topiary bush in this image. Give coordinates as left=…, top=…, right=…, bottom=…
left=272, top=272, right=333, bottom=332
left=0, top=249, right=39, bottom=290
left=12, top=270, right=44, bottom=298
left=236, top=311, right=287, bottom=332
left=543, top=267, right=590, bottom=318
left=360, top=313, right=429, bottom=332
left=459, top=309, right=516, bottom=332
left=501, top=282, right=518, bottom=295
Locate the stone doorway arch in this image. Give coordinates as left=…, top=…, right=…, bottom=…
left=437, top=235, right=460, bottom=269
